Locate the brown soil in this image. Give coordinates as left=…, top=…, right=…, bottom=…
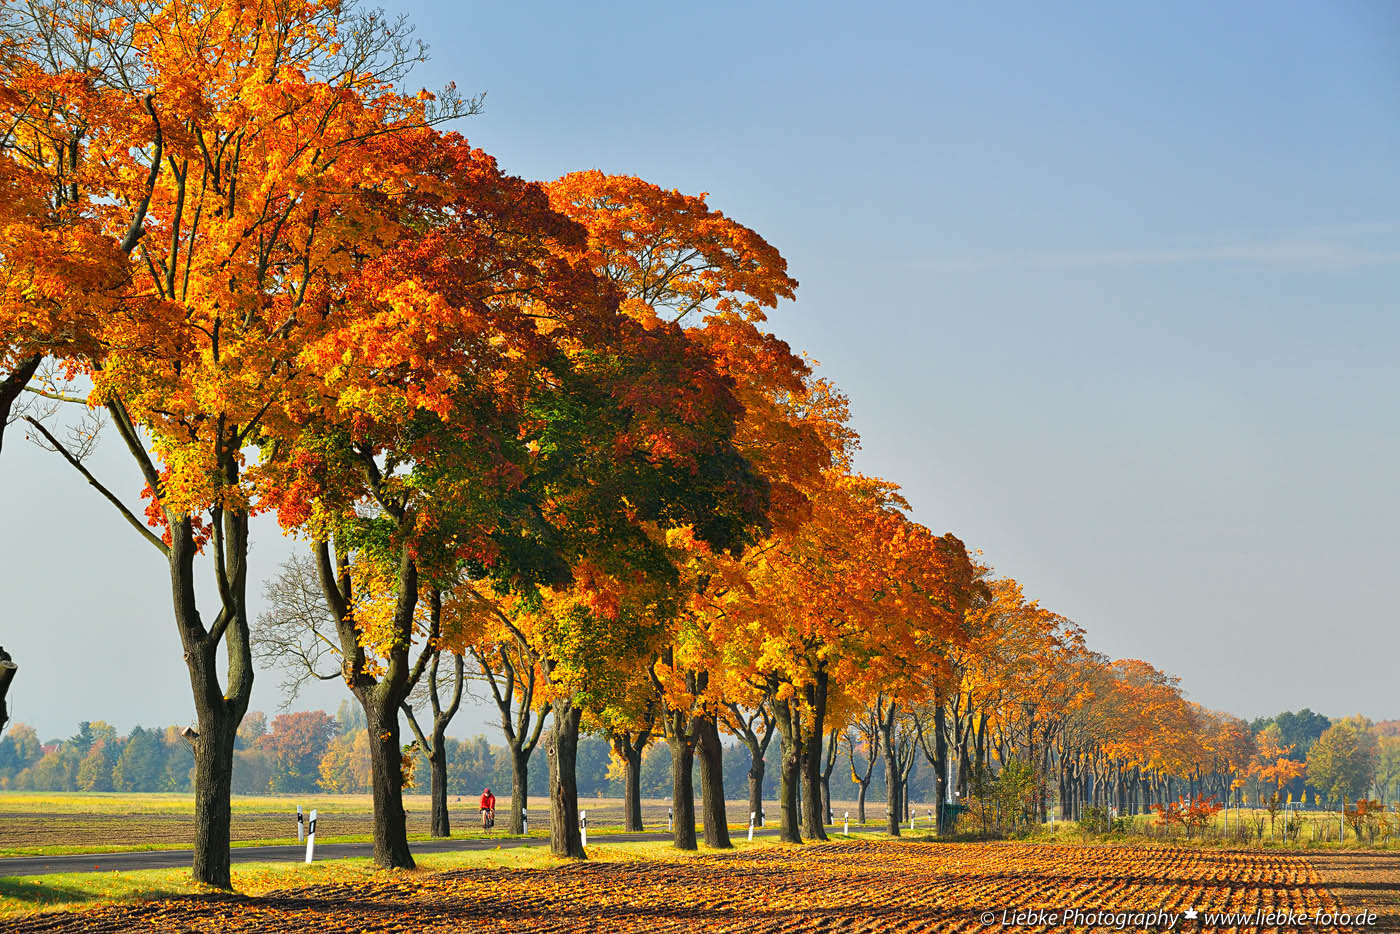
left=2, top=840, right=1357, bottom=933
left=1308, top=851, right=1400, bottom=933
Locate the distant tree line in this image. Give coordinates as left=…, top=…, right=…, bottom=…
left=0, top=721, right=193, bottom=792
left=0, top=700, right=957, bottom=808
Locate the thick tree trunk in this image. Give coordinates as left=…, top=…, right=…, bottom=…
left=172, top=512, right=253, bottom=890
left=509, top=747, right=530, bottom=834
left=857, top=783, right=868, bottom=824
left=773, top=701, right=803, bottom=843
left=363, top=696, right=414, bottom=868
left=799, top=674, right=829, bottom=841
left=746, top=768, right=764, bottom=827
left=696, top=715, right=731, bottom=848
left=545, top=699, right=585, bottom=858
left=669, top=731, right=698, bottom=850
left=883, top=747, right=902, bottom=835
left=509, top=748, right=530, bottom=834
left=429, top=738, right=449, bottom=837
left=190, top=707, right=237, bottom=888
left=801, top=732, right=828, bottom=840
left=622, top=744, right=644, bottom=832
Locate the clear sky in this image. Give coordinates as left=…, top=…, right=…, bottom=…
left=2, top=0, right=1397, bottom=741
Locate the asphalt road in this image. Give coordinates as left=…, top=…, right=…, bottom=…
left=0, top=825, right=853, bottom=877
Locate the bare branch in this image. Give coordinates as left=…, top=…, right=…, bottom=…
left=23, top=415, right=167, bottom=555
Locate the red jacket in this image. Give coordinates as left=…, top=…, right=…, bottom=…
left=480, top=791, right=496, bottom=810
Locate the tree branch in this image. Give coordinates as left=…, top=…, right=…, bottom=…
left=24, top=416, right=168, bottom=555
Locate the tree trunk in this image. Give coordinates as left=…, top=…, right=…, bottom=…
left=172, top=513, right=253, bottom=890
left=0, top=355, right=41, bottom=456
left=801, top=730, right=828, bottom=840
left=0, top=647, right=15, bottom=736
left=820, top=728, right=839, bottom=826
left=747, top=767, right=765, bottom=827
left=545, top=699, right=585, bottom=858
left=363, top=694, right=414, bottom=868
left=933, top=705, right=949, bottom=833
left=773, top=700, right=803, bottom=843
left=883, top=745, right=902, bottom=835
left=857, top=783, right=868, bottom=824
left=696, top=715, right=731, bottom=848
left=622, top=743, right=644, bottom=832
left=800, top=673, right=829, bottom=841
left=509, top=747, right=530, bottom=834
left=190, top=708, right=237, bottom=889
left=877, top=699, right=901, bottom=837
left=429, top=737, right=449, bottom=837
left=669, top=731, right=698, bottom=850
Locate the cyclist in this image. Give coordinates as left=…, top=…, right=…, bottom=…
left=480, top=787, right=496, bottom=830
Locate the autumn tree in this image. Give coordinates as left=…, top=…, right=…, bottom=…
left=546, top=171, right=828, bottom=851
left=701, top=475, right=974, bottom=843
left=0, top=5, right=125, bottom=452
left=1251, top=724, right=1306, bottom=804
left=20, top=0, right=475, bottom=887
left=260, top=139, right=770, bottom=869
left=261, top=711, right=336, bottom=794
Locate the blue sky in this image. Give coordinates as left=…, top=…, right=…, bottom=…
left=3, top=0, right=1397, bottom=739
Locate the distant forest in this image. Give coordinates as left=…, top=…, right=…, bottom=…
left=2, top=705, right=1395, bottom=810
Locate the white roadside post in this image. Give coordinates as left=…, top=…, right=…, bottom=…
left=747, top=811, right=755, bottom=842
left=580, top=810, right=588, bottom=848
left=843, top=811, right=849, bottom=835
left=522, top=807, right=528, bottom=835
left=304, top=809, right=318, bottom=864
left=667, top=807, right=673, bottom=832
left=296, top=805, right=305, bottom=843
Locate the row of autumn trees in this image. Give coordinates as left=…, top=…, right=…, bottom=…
left=0, top=0, right=967, bottom=885
left=0, top=0, right=1374, bottom=891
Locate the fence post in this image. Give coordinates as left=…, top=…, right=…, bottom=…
left=304, top=809, right=318, bottom=864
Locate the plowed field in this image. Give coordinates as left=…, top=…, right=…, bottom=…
left=4, top=840, right=1360, bottom=933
